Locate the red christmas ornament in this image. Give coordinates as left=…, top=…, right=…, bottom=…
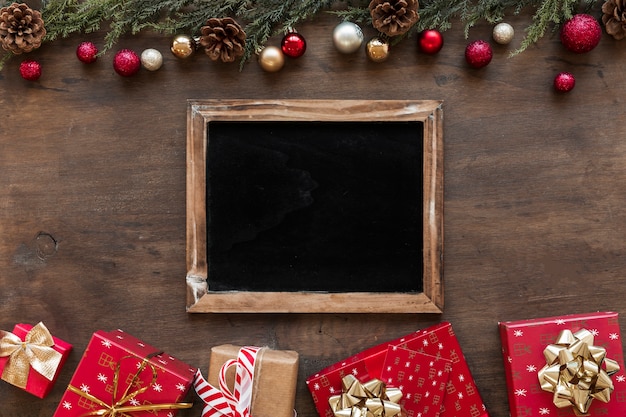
left=76, top=41, right=98, bottom=63
left=418, top=29, right=444, bottom=54
left=19, top=60, right=42, bottom=81
left=113, top=49, right=141, bottom=77
left=554, top=72, right=576, bottom=92
left=281, top=31, right=306, bottom=58
left=465, top=40, right=492, bottom=68
left=560, top=14, right=601, bottom=53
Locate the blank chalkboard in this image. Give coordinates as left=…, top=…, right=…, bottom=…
left=186, top=100, right=443, bottom=313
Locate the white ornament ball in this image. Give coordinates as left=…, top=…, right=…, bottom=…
left=492, top=22, right=514, bottom=45
left=333, top=22, right=364, bottom=54
left=141, top=48, right=163, bottom=71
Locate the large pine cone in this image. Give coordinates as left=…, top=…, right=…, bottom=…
left=602, top=0, right=626, bottom=40
left=369, top=0, right=419, bottom=37
left=199, top=17, right=246, bottom=63
left=0, top=2, right=46, bottom=54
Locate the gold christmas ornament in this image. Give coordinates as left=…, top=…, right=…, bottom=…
left=492, top=22, right=514, bottom=45
left=366, top=37, right=390, bottom=62
left=332, top=22, right=364, bottom=54
left=141, top=48, right=163, bottom=71
left=170, top=34, right=196, bottom=59
left=258, top=46, right=285, bottom=72
left=0, top=2, right=46, bottom=54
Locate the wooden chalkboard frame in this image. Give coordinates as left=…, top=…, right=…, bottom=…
left=186, top=99, right=443, bottom=313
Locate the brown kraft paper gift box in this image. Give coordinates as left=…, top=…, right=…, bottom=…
left=207, top=344, right=299, bottom=417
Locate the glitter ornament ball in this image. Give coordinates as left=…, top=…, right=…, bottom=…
left=258, top=46, right=285, bottom=72
left=281, top=31, right=306, bottom=58
left=465, top=40, right=493, bottom=68
left=492, top=23, right=514, bottom=45
left=113, top=49, right=141, bottom=77
left=140, top=48, right=163, bottom=71
left=560, top=14, right=601, bottom=53
left=19, top=59, right=41, bottom=81
left=366, top=37, right=390, bottom=62
left=76, top=41, right=98, bottom=63
left=332, top=22, right=363, bottom=54
left=418, top=29, right=444, bottom=54
left=170, top=34, right=196, bottom=59
left=554, top=72, right=576, bottom=92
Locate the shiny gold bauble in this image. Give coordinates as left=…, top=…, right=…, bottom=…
left=366, top=37, right=390, bottom=62
left=170, top=35, right=196, bottom=59
left=258, top=46, right=285, bottom=72
left=492, top=22, right=515, bottom=45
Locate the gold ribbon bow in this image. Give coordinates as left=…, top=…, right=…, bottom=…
left=328, top=374, right=403, bottom=417
left=0, top=322, right=63, bottom=389
left=68, top=352, right=192, bottom=417
left=538, top=328, right=620, bottom=416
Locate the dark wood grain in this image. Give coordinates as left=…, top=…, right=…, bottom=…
left=1, top=9, right=626, bottom=417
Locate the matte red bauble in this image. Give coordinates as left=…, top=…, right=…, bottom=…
left=76, top=41, right=98, bottom=63
left=113, top=49, right=141, bottom=77
left=465, top=40, right=492, bottom=68
left=19, top=60, right=42, bottom=81
left=554, top=72, right=576, bottom=92
left=281, top=32, right=306, bottom=58
left=418, top=29, right=444, bottom=54
left=560, top=14, right=601, bottom=53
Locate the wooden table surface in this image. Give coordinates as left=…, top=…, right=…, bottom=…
left=2, top=9, right=626, bottom=417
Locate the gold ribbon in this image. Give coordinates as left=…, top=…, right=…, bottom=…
left=328, top=374, right=403, bottom=417
left=538, top=328, right=620, bottom=416
left=0, top=322, right=63, bottom=389
left=68, top=352, right=192, bottom=417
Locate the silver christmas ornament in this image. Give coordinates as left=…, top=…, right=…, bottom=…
left=140, top=48, right=163, bottom=71
left=332, top=22, right=364, bottom=54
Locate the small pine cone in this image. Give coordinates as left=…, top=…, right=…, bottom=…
left=0, top=2, right=46, bottom=54
left=199, top=17, right=246, bottom=63
left=369, top=0, right=419, bottom=37
left=602, top=0, right=626, bottom=40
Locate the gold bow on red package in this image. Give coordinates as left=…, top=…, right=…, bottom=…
left=328, top=374, right=403, bottom=417
left=538, top=328, right=620, bottom=416
left=0, top=322, right=62, bottom=389
left=67, top=353, right=192, bottom=417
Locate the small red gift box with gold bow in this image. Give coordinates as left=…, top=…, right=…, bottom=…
left=499, top=312, right=626, bottom=417
left=52, top=329, right=197, bottom=417
left=306, top=322, right=488, bottom=417
left=0, top=322, right=72, bottom=398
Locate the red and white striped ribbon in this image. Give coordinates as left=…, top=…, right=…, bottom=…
left=194, top=346, right=263, bottom=417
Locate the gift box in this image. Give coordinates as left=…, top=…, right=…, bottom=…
left=194, top=344, right=299, bottom=417
left=499, top=312, right=626, bottom=417
left=52, top=329, right=197, bottom=417
left=0, top=322, right=72, bottom=398
left=306, top=322, right=488, bottom=417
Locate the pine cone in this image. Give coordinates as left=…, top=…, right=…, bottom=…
left=369, top=0, right=419, bottom=37
left=0, top=2, right=46, bottom=54
left=199, top=17, right=246, bottom=63
left=602, top=0, right=626, bottom=40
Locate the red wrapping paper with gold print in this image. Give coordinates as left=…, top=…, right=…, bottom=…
left=499, top=312, right=626, bottom=417
left=0, top=323, right=72, bottom=398
left=52, top=329, right=197, bottom=417
left=306, top=322, right=488, bottom=417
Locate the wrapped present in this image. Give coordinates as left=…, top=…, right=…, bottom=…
left=499, top=312, right=626, bottom=417
left=306, top=322, right=488, bottom=417
left=194, top=344, right=299, bottom=417
left=0, top=322, right=72, bottom=398
left=52, top=329, right=197, bottom=417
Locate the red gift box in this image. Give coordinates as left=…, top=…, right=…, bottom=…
left=499, top=312, right=626, bottom=417
left=0, top=322, right=72, bottom=398
left=306, top=322, right=488, bottom=417
left=52, top=329, right=197, bottom=417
